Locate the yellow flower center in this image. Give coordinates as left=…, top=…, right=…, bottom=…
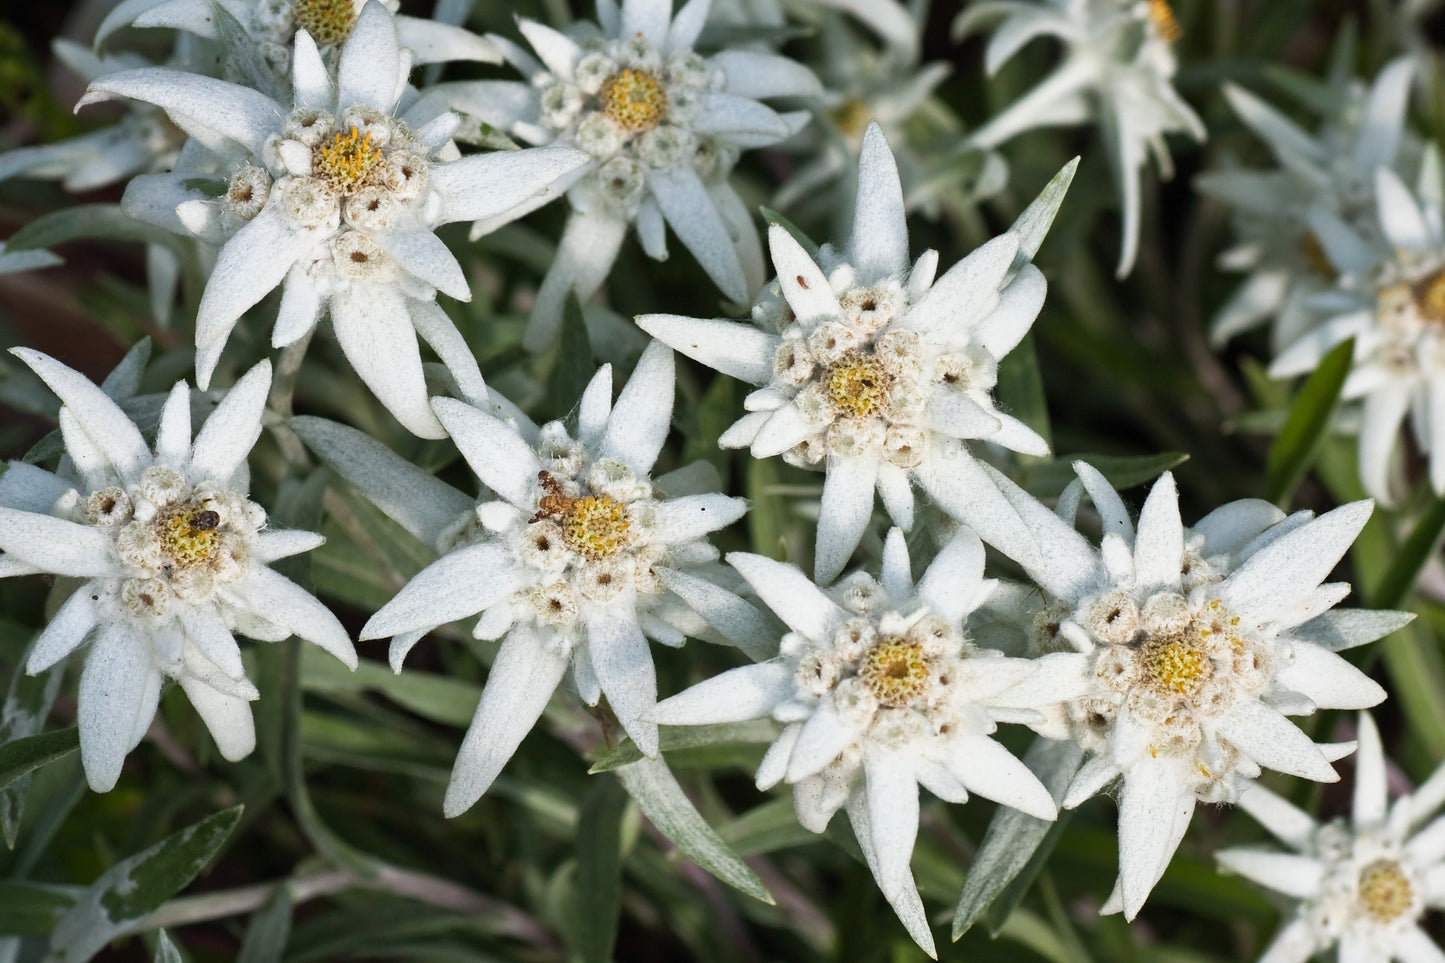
left=563, top=495, right=633, bottom=560
left=1357, top=860, right=1415, bottom=923
left=826, top=355, right=891, bottom=418
left=1145, top=0, right=1182, bottom=44
left=1141, top=637, right=1211, bottom=696
left=830, top=99, right=872, bottom=140
left=860, top=639, right=929, bottom=708
left=159, top=507, right=221, bottom=567
left=599, top=69, right=669, bottom=132
left=292, top=0, right=358, bottom=46
left=314, top=127, right=383, bottom=196
left=1413, top=269, right=1445, bottom=324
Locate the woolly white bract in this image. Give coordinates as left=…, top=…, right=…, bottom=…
left=354, top=343, right=763, bottom=816
left=0, top=350, right=356, bottom=792
left=1196, top=57, right=1415, bottom=350
left=640, top=123, right=1073, bottom=582
left=1220, top=713, right=1445, bottom=963
left=989, top=462, right=1390, bottom=919
left=651, top=528, right=1081, bottom=957
left=1270, top=159, right=1445, bottom=504
left=438, top=0, right=820, bottom=349
left=958, top=0, right=1204, bottom=276
left=79, top=1, right=590, bottom=437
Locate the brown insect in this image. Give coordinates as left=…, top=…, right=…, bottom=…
left=189, top=509, right=221, bottom=532
left=529, top=471, right=575, bottom=523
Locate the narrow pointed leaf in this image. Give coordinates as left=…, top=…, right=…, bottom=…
left=1266, top=337, right=1354, bottom=507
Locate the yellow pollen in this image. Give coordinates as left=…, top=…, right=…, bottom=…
left=598, top=69, right=669, bottom=132
left=562, top=495, right=632, bottom=560
left=830, top=99, right=872, bottom=140
left=859, top=639, right=929, bottom=708
left=1357, top=860, right=1415, bottom=923
left=314, top=127, right=383, bottom=196
left=826, top=355, right=891, bottom=418
left=1412, top=269, right=1445, bottom=324
left=1141, top=638, right=1211, bottom=696
left=1298, top=230, right=1336, bottom=279
left=292, top=0, right=358, bottom=46
left=159, top=507, right=220, bottom=566
left=1145, top=0, right=1182, bottom=43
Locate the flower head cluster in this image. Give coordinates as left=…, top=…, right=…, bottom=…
left=959, top=0, right=1205, bottom=276
left=652, top=528, right=1080, bottom=956
left=1220, top=713, right=1445, bottom=963
left=643, top=123, right=1074, bottom=581
left=439, top=0, right=821, bottom=348
left=82, top=1, right=590, bottom=436
left=988, top=462, right=1393, bottom=919
left=350, top=344, right=761, bottom=816
left=1270, top=160, right=1445, bottom=503
left=0, top=350, right=355, bottom=792
left=1197, top=58, right=1416, bottom=350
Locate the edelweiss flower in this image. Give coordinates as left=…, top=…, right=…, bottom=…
left=1270, top=161, right=1445, bottom=503
left=1197, top=58, right=1415, bottom=350
left=355, top=344, right=765, bottom=816
left=988, top=462, right=1391, bottom=918
left=651, top=529, right=1079, bottom=957
left=80, top=1, right=590, bottom=437
left=101, top=0, right=501, bottom=90
left=640, top=123, right=1075, bottom=582
left=958, top=0, right=1205, bottom=276
left=1219, top=713, right=1445, bottom=963
left=0, top=350, right=356, bottom=792
left=437, top=0, right=821, bottom=349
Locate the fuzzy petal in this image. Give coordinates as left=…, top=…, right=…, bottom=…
left=361, top=544, right=519, bottom=639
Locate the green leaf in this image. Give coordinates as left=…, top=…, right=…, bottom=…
left=589, top=720, right=776, bottom=773
left=548, top=293, right=596, bottom=419
left=759, top=207, right=820, bottom=259
left=614, top=756, right=773, bottom=904
left=237, top=883, right=292, bottom=963
left=6, top=204, right=183, bottom=253
left=0, top=881, right=78, bottom=934
left=1265, top=337, right=1354, bottom=506
left=0, top=640, right=65, bottom=847
left=153, top=929, right=183, bottom=963
left=0, top=727, right=79, bottom=794
left=49, top=806, right=242, bottom=963
left=1019, top=451, right=1190, bottom=498
left=569, top=776, right=628, bottom=963
left=1371, top=495, right=1445, bottom=610
left=995, top=332, right=1051, bottom=455
left=299, top=647, right=480, bottom=729
left=1006, top=157, right=1080, bottom=271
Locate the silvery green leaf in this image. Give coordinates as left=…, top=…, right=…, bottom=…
left=1004, top=157, right=1079, bottom=279
left=1019, top=451, right=1189, bottom=498
left=570, top=777, right=628, bottom=963
left=0, top=728, right=80, bottom=796
left=100, top=338, right=152, bottom=403
left=0, top=637, right=67, bottom=847
left=614, top=755, right=774, bottom=904
left=211, top=2, right=287, bottom=102
left=5, top=204, right=183, bottom=255
left=236, top=883, right=291, bottom=963
left=152, top=930, right=182, bottom=963
left=0, top=881, right=78, bottom=934
left=590, top=720, right=777, bottom=773
left=953, top=738, right=1083, bottom=940
left=299, top=646, right=480, bottom=729
left=0, top=242, right=62, bottom=275
left=48, top=806, right=242, bottom=963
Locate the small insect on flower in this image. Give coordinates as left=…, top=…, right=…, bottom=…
left=529, top=471, right=575, bottom=523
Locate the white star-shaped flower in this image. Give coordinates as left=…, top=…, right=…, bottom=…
left=1197, top=57, right=1415, bottom=350
left=353, top=343, right=765, bottom=816
left=640, top=123, right=1075, bottom=583
left=1219, top=712, right=1445, bottom=963
left=988, top=462, right=1393, bottom=919
left=958, top=0, right=1205, bottom=276
left=0, top=350, right=356, bottom=792
left=651, top=527, right=1081, bottom=957
left=1270, top=159, right=1445, bottom=504
left=80, top=1, right=591, bottom=437
left=437, top=0, right=821, bottom=349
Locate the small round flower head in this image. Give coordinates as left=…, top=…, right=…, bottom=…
left=652, top=528, right=1085, bottom=956
left=991, top=461, right=1399, bottom=920
left=642, top=124, right=1077, bottom=583
left=1271, top=159, right=1445, bottom=505
left=1197, top=57, right=1416, bottom=351
left=359, top=344, right=762, bottom=818
left=0, top=350, right=355, bottom=792
left=958, top=0, right=1206, bottom=277
left=437, top=0, right=823, bottom=349
left=1219, top=713, right=1445, bottom=962
left=82, top=1, right=590, bottom=438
